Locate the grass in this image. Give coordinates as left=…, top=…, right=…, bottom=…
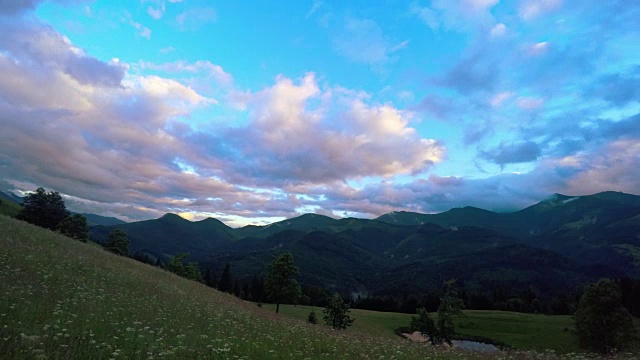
left=0, top=198, right=21, bottom=217
left=1, top=215, right=636, bottom=359
left=262, top=304, right=579, bottom=353
left=0, top=215, right=451, bottom=360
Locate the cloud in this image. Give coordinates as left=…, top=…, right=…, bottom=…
left=220, top=73, right=445, bottom=184
left=516, top=96, right=544, bottom=110
left=0, top=0, right=87, bottom=15
left=175, top=7, right=217, bottom=30
left=435, top=52, right=498, bottom=94
left=124, top=12, right=152, bottom=39
left=481, top=141, right=542, bottom=167
left=411, top=0, right=499, bottom=32
left=490, top=91, right=513, bottom=106
left=0, top=21, right=127, bottom=88
left=332, top=18, right=407, bottom=66
left=490, top=23, right=506, bottom=37
left=139, top=60, right=233, bottom=86
left=519, top=0, right=563, bottom=20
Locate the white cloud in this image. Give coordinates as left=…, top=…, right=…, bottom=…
left=519, top=0, right=563, bottom=20
left=527, top=41, right=549, bottom=56
left=490, top=23, right=506, bottom=37
left=490, top=91, right=513, bottom=106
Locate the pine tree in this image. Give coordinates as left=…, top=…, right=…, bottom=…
left=265, top=252, right=301, bottom=313
left=218, top=262, right=233, bottom=293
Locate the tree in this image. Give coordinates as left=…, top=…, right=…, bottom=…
left=104, top=229, right=129, bottom=256
left=17, top=187, right=69, bottom=230
left=435, top=280, right=465, bottom=344
left=411, top=308, right=438, bottom=344
left=218, top=262, right=233, bottom=293
left=166, top=253, right=202, bottom=281
left=410, top=280, right=465, bottom=345
left=57, top=214, right=89, bottom=242
left=265, top=252, right=301, bottom=314
left=251, top=274, right=264, bottom=303
left=575, top=279, right=637, bottom=354
left=323, top=293, right=354, bottom=330
left=204, top=267, right=217, bottom=288
left=308, top=310, right=318, bottom=324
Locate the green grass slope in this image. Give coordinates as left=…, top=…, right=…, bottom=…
left=0, top=197, right=21, bottom=217
left=0, top=215, right=443, bottom=360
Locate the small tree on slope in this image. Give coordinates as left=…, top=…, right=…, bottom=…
left=105, top=229, right=129, bottom=256
left=265, top=252, right=301, bottom=313
left=324, top=293, right=355, bottom=330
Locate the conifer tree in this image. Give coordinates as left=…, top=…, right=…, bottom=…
left=218, top=262, right=233, bottom=293
left=265, top=252, right=300, bottom=313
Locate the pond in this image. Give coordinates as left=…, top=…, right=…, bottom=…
left=452, top=340, right=500, bottom=353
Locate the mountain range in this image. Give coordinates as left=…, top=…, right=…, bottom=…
left=89, top=191, right=640, bottom=298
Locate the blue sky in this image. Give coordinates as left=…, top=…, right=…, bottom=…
left=0, top=0, right=638, bottom=226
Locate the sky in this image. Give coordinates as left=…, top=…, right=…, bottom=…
left=0, top=0, right=638, bottom=226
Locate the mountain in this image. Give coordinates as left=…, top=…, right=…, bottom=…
left=376, top=192, right=640, bottom=277
left=0, top=191, right=23, bottom=205
left=88, top=191, right=640, bottom=299
left=81, top=213, right=126, bottom=226
left=90, top=213, right=238, bottom=260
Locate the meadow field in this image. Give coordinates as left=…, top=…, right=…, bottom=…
left=0, top=215, right=636, bottom=359
left=263, top=304, right=577, bottom=353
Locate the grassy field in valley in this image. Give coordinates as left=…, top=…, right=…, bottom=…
left=1, top=214, right=636, bottom=359
left=262, top=304, right=578, bottom=353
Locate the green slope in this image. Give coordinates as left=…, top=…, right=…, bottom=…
left=0, top=196, right=21, bottom=217
left=0, top=215, right=446, bottom=360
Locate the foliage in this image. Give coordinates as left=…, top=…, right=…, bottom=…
left=436, top=280, right=465, bottom=344
left=324, top=293, right=355, bottom=330
left=104, top=228, right=129, bottom=256
left=265, top=252, right=301, bottom=313
left=166, top=253, right=202, bottom=281
left=203, top=267, right=217, bottom=288
left=57, top=214, right=89, bottom=242
left=575, top=279, right=637, bottom=354
left=308, top=310, right=318, bottom=324
left=411, top=308, right=438, bottom=343
left=17, top=187, right=69, bottom=230
left=217, top=262, right=233, bottom=293
left=408, top=280, right=465, bottom=345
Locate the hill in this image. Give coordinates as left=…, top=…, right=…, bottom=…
left=81, top=213, right=127, bottom=226
left=90, top=213, right=238, bottom=260
left=1, top=215, right=439, bottom=359
left=0, top=193, right=21, bottom=217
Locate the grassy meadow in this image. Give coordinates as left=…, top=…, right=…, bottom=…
left=261, top=304, right=577, bottom=353
left=1, top=214, right=636, bottom=359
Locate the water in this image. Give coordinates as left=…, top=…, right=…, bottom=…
left=452, top=340, right=500, bottom=353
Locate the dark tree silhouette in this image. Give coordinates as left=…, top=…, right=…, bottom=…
left=17, top=187, right=69, bottom=230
